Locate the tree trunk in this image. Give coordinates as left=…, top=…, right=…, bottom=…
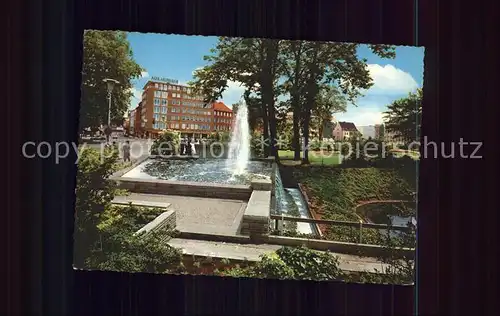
left=261, top=102, right=270, bottom=156
left=262, top=39, right=279, bottom=158
left=318, top=119, right=324, bottom=141
left=292, top=103, right=301, bottom=160
left=302, top=107, right=311, bottom=164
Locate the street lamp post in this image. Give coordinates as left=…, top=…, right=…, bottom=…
left=103, top=78, right=120, bottom=127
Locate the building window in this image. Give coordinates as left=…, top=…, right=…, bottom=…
left=154, top=91, right=161, bottom=98
left=154, top=106, right=160, bottom=113
left=161, top=115, right=166, bottom=121
left=162, top=91, right=168, bottom=98
left=161, top=99, right=167, bottom=106
left=175, top=123, right=179, bottom=129
left=155, top=83, right=159, bottom=89
left=154, top=98, right=160, bottom=105
left=161, top=106, right=167, bottom=113
left=154, top=114, right=160, bottom=121
left=181, top=124, right=186, bottom=129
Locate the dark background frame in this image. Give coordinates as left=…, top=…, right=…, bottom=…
left=5, top=0, right=498, bottom=315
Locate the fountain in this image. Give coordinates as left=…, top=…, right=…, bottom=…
left=227, top=98, right=251, bottom=175
left=117, top=97, right=269, bottom=185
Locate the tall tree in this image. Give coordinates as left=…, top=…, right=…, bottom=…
left=313, top=85, right=348, bottom=141
left=279, top=41, right=308, bottom=160
left=300, top=42, right=396, bottom=164
left=80, top=31, right=143, bottom=131
left=383, top=89, right=422, bottom=143
left=189, top=37, right=282, bottom=157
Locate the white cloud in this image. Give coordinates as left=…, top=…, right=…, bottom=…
left=140, top=71, right=149, bottom=78
left=365, top=64, right=419, bottom=95
left=128, top=87, right=142, bottom=109
left=335, top=106, right=384, bottom=127
left=221, top=81, right=246, bottom=108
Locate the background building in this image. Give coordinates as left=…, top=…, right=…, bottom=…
left=131, top=77, right=233, bottom=139
left=333, top=122, right=360, bottom=140
left=358, top=125, right=376, bottom=139
left=213, top=101, right=233, bottom=132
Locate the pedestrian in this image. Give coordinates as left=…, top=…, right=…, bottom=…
left=191, top=138, right=196, bottom=155
left=180, top=138, right=186, bottom=155
left=123, top=140, right=131, bottom=162
left=104, top=125, right=112, bottom=144
left=186, top=138, right=192, bottom=156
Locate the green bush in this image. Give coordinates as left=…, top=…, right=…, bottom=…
left=74, top=146, right=121, bottom=267
left=251, top=131, right=265, bottom=158
left=75, top=146, right=183, bottom=273
left=150, top=130, right=180, bottom=155
left=291, top=167, right=416, bottom=245
left=92, top=232, right=183, bottom=273
left=221, top=246, right=344, bottom=281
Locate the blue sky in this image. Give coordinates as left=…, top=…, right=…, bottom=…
left=127, top=32, right=424, bottom=126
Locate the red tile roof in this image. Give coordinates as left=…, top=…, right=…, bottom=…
left=338, top=122, right=358, bottom=131
left=213, top=101, right=232, bottom=112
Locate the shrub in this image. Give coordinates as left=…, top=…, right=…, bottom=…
left=251, top=131, right=265, bottom=158
left=221, top=246, right=344, bottom=281
left=92, top=232, right=183, bottom=273
left=150, top=130, right=180, bottom=155
left=74, top=146, right=121, bottom=267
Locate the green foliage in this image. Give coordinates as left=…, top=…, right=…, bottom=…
left=221, top=246, right=344, bottom=281
left=75, top=146, right=183, bottom=273
left=91, top=232, right=183, bottom=274
left=150, top=130, right=180, bottom=155
left=378, top=124, right=386, bottom=141
left=80, top=31, right=142, bottom=130
left=313, top=85, right=348, bottom=139
left=250, top=131, right=265, bottom=158
left=383, top=89, right=422, bottom=144
left=86, top=203, right=182, bottom=272
left=291, top=167, right=416, bottom=244
left=74, top=146, right=121, bottom=266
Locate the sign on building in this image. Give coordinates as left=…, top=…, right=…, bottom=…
left=151, top=76, right=179, bottom=84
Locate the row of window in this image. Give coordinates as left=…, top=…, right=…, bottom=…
left=214, top=111, right=232, bottom=117
left=152, top=99, right=202, bottom=107
left=152, top=98, right=206, bottom=107
left=152, top=85, right=204, bottom=99
left=153, top=114, right=213, bottom=123
left=214, top=118, right=232, bottom=124
left=152, top=122, right=213, bottom=131
left=215, top=125, right=230, bottom=131
left=153, top=83, right=185, bottom=92
left=153, top=106, right=212, bottom=116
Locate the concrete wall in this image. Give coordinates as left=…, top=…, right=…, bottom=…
left=113, top=178, right=252, bottom=200
left=266, top=235, right=414, bottom=259
left=240, top=183, right=272, bottom=242
left=135, top=210, right=177, bottom=241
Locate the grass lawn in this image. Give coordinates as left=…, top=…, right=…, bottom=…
left=389, top=149, right=420, bottom=160
left=278, top=150, right=341, bottom=165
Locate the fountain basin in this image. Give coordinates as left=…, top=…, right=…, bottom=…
left=118, top=157, right=273, bottom=185
left=110, top=156, right=273, bottom=200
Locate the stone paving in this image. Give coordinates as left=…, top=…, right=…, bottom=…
left=113, top=193, right=247, bottom=235
left=167, top=238, right=390, bottom=273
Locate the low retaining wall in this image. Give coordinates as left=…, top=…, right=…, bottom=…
left=112, top=178, right=252, bottom=200
left=240, top=189, right=271, bottom=242
left=110, top=155, right=150, bottom=178
left=266, top=235, right=415, bottom=259
left=134, top=210, right=177, bottom=241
